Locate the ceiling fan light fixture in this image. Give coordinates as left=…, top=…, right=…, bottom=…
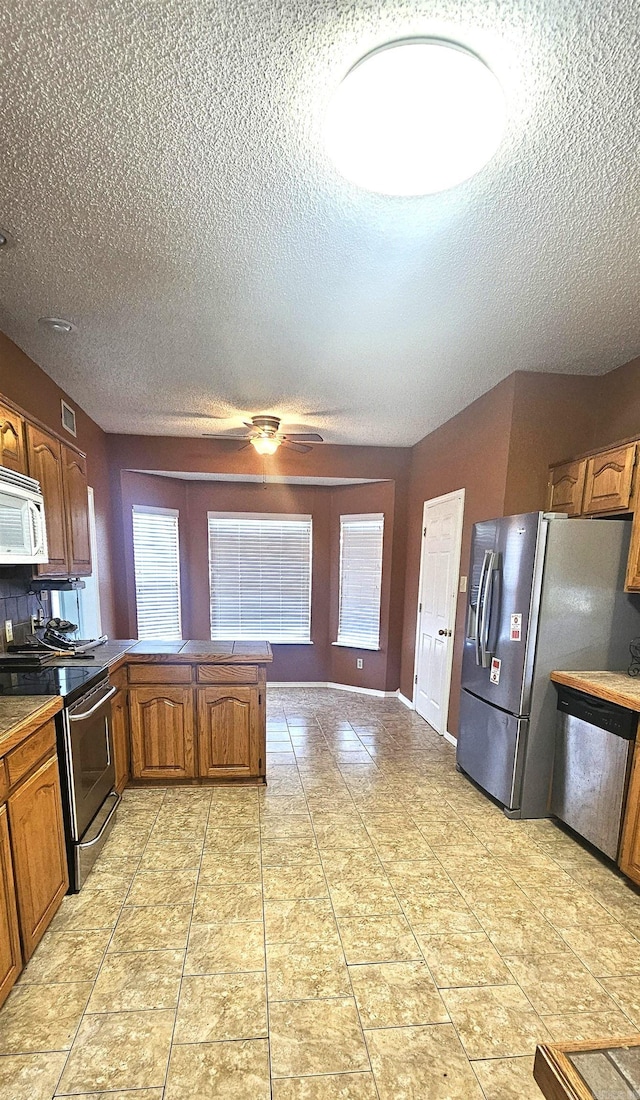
left=324, top=37, right=505, bottom=195
left=251, top=434, right=280, bottom=456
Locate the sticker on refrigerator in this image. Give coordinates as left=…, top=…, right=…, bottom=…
left=510, top=613, right=522, bottom=641
left=490, top=657, right=501, bottom=684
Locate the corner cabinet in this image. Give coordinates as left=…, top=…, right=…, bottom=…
left=129, top=685, right=196, bottom=780
left=583, top=442, right=636, bottom=514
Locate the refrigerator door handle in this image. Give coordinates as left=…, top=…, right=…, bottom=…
left=479, top=551, right=497, bottom=668
left=475, top=550, right=492, bottom=666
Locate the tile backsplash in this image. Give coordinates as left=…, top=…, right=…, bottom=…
left=0, top=571, right=50, bottom=652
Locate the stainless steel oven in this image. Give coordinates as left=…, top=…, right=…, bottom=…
left=60, top=677, right=121, bottom=891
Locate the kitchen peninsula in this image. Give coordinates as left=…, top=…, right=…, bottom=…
left=92, top=639, right=273, bottom=788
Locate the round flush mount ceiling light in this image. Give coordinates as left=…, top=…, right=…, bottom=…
left=38, top=317, right=76, bottom=334
left=324, top=38, right=506, bottom=195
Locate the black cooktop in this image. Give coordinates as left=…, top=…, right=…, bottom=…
left=0, top=663, right=108, bottom=705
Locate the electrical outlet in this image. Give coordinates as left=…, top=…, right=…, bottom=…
left=4, top=620, right=13, bottom=643
left=459, top=575, right=468, bottom=593
left=30, top=615, right=38, bottom=634
left=356, top=658, right=363, bottom=669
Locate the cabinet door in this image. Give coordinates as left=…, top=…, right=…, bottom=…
left=625, top=509, right=640, bottom=592
left=62, top=445, right=92, bottom=576
left=583, top=443, right=636, bottom=514
left=197, top=686, right=261, bottom=778
left=0, top=404, right=26, bottom=474
left=26, top=423, right=68, bottom=575
left=129, top=686, right=195, bottom=779
left=547, top=459, right=586, bottom=516
left=619, top=731, right=640, bottom=885
left=8, top=755, right=69, bottom=960
left=0, top=805, right=22, bottom=1009
left=111, top=690, right=130, bottom=794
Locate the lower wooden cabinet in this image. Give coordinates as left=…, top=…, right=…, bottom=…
left=197, top=686, right=262, bottom=778
left=111, top=688, right=130, bottom=794
left=129, top=686, right=195, bottom=779
left=0, top=806, right=21, bottom=1006
left=619, top=731, right=640, bottom=886
left=8, top=755, right=69, bottom=961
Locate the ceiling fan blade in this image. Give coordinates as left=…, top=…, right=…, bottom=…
left=284, top=433, right=324, bottom=443
left=282, top=440, right=312, bottom=454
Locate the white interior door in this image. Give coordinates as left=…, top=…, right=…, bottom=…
left=414, top=490, right=464, bottom=733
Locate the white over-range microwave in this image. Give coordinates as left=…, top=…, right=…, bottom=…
left=0, top=465, right=49, bottom=565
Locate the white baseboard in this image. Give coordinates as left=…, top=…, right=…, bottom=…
left=443, top=730, right=457, bottom=746
left=396, top=691, right=415, bottom=710
left=269, top=681, right=398, bottom=699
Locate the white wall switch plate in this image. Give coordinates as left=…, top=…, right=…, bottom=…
left=356, top=658, right=363, bottom=669
left=4, top=620, right=13, bottom=643
left=459, top=575, right=468, bottom=592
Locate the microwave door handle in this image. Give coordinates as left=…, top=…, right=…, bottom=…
left=479, top=552, right=497, bottom=668
left=27, top=500, right=44, bottom=555
left=474, top=550, right=492, bottom=666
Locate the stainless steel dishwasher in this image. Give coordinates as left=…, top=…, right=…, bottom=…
left=551, top=686, right=636, bottom=860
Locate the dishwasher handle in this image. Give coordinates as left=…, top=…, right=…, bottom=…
left=556, top=687, right=637, bottom=740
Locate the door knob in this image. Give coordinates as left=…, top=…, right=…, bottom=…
left=438, top=629, right=452, bottom=637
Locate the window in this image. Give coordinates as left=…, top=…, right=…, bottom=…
left=132, top=506, right=182, bottom=640
left=336, top=513, right=384, bottom=650
left=208, top=512, right=312, bottom=643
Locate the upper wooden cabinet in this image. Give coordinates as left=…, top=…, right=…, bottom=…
left=25, top=423, right=92, bottom=578
left=197, top=685, right=262, bottom=779
left=582, top=442, right=636, bottom=515
left=547, top=459, right=587, bottom=516
left=26, top=423, right=68, bottom=576
left=129, top=686, right=196, bottom=780
left=62, top=445, right=91, bottom=575
left=0, top=404, right=26, bottom=474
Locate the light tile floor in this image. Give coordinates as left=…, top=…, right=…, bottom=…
left=2, top=686, right=640, bottom=1099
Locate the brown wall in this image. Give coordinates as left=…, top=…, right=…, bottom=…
left=399, top=376, right=516, bottom=732
left=0, top=333, right=116, bottom=635
left=118, top=471, right=404, bottom=690
left=592, top=355, right=640, bottom=449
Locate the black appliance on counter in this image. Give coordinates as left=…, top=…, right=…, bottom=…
left=0, top=660, right=119, bottom=891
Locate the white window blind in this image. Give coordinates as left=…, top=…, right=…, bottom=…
left=337, top=513, right=384, bottom=650
left=132, top=506, right=182, bottom=640
left=208, top=512, right=312, bottom=643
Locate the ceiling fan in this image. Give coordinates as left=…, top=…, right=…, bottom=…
left=204, top=415, right=324, bottom=455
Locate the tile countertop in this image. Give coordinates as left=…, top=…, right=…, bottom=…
left=551, top=670, right=640, bottom=711
left=0, top=695, right=63, bottom=756
left=56, top=639, right=274, bottom=673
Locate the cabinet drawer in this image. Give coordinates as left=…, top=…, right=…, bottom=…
left=128, top=664, right=192, bottom=684
left=197, top=664, right=258, bottom=684
left=6, top=722, right=56, bottom=789
left=110, top=667, right=128, bottom=691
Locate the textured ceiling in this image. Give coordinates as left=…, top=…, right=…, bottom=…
left=0, top=1, right=638, bottom=446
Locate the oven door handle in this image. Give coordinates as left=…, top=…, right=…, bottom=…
left=69, top=685, right=116, bottom=721
left=77, top=791, right=121, bottom=850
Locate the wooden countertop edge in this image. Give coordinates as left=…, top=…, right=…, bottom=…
left=0, top=696, right=63, bottom=758
left=551, top=671, right=640, bottom=711
left=107, top=651, right=273, bottom=673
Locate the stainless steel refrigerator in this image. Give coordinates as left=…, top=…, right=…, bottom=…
left=456, top=512, right=640, bottom=818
